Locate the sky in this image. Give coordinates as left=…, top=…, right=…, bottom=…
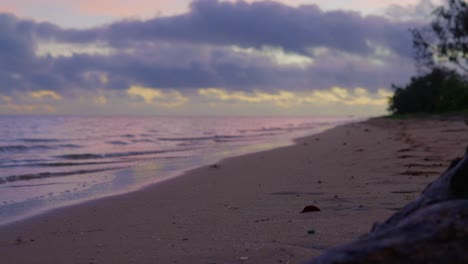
left=0, top=0, right=441, bottom=116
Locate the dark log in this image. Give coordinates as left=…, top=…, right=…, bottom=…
left=308, top=148, right=468, bottom=264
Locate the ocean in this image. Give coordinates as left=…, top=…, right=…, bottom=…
left=0, top=116, right=353, bottom=225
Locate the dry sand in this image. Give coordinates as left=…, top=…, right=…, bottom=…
left=1, top=117, right=467, bottom=264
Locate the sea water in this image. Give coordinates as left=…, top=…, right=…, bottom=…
left=0, top=116, right=354, bottom=224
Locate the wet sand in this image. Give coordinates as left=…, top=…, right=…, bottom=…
left=1, top=117, right=467, bottom=264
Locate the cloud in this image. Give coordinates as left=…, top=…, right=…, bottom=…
left=36, top=41, right=115, bottom=58
left=199, top=88, right=296, bottom=106
left=41, top=0, right=416, bottom=58
left=0, top=1, right=430, bottom=24
left=0, top=90, right=61, bottom=114
left=231, top=46, right=314, bottom=68
left=0, top=0, right=421, bottom=116
left=0, top=94, right=13, bottom=102
left=1, top=1, right=417, bottom=57
left=127, top=85, right=164, bottom=103
left=29, top=90, right=63, bottom=100
left=1, top=102, right=56, bottom=113
left=0, top=1, right=420, bottom=93
left=198, top=87, right=393, bottom=108
left=127, top=85, right=189, bottom=107
left=0, top=85, right=392, bottom=116
left=0, top=13, right=36, bottom=69
left=76, top=0, right=189, bottom=17
left=94, top=95, right=108, bottom=105
left=384, top=0, right=438, bottom=21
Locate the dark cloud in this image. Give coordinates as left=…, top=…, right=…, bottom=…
left=42, top=44, right=414, bottom=93
left=0, top=0, right=424, bottom=97
left=0, top=13, right=49, bottom=92
left=43, top=0, right=418, bottom=57
left=0, top=14, right=36, bottom=71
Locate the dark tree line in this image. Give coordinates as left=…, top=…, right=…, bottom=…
left=389, top=68, right=468, bottom=114
left=389, top=0, right=468, bottom=115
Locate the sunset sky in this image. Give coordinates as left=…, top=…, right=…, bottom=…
left=0, top=0, right=440, bottom=116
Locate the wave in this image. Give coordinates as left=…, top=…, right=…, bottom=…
left=0, top=159, right=48, bottom=165
left=239, top=125, right=318, bottom=134
left=41, top=160, right=132, bottom=167
left=55, top=153, right=104, bottom=160
left=55, top=148, right=189, bottom=160
left=59, top=144, right=82, bottom=148
left=158, top=135, right=244, bottom=142
left=0, top=144, right=82, bottom=153
left=106, top=141, right=128, bottom=145
left=131, top=139, right=154, bottom=143
left=4, top=182, right=63, bottom=188
left=0, top=166, right=127, bottom=184
left=1, top=145, right=52, bottom=152
left=31, top=161, right=126, bottom=167
left=163, top=133, right=285, bottom=145
left=18, top=138, right=62, bottom=143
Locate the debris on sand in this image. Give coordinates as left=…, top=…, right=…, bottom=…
left=300, top=205, right=321, bottom=213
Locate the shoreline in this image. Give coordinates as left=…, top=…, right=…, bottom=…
left=0, top=120, right=345, bottom=227
left=1, top=117, right=467, bottom=263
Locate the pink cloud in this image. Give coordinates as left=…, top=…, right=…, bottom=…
left=75, top=0, right=189, bottom=17
left=0, top=0, right=436, bottom=21
left=0, top=2, right=16, bottom=13
left=89, top=0, right=430, bottom=18
left=0, top=0, right=187, bottom=19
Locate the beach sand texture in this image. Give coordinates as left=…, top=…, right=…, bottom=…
left=1, top=117, right=467, bottom=264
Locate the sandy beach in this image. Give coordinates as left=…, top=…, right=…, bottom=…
left=1, top=117, right=467, bottom=264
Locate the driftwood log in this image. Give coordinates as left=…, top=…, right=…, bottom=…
left=308, top=148, right=468, bottom=264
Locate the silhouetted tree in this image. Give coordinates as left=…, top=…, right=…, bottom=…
left=389, top=0, right=468, bottom=115
left=412, top=0, right=468, bottom=73
left=389, top=68, right=468, bottom=115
